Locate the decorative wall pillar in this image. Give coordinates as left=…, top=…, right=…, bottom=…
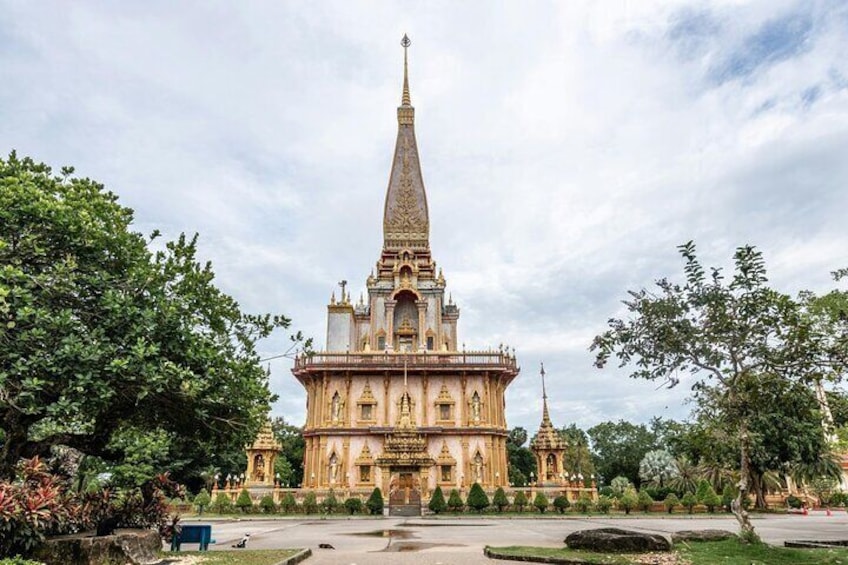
left=385, top=300, right=397, bottom=349
left=416, top=300, right=427, bottom=350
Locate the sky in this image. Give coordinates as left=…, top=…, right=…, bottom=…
left=2, top=1, right=848, bottom=434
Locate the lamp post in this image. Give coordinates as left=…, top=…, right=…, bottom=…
left=311, top=472, right=316, bottom=488
left=495, top=471, right=500, bottom=487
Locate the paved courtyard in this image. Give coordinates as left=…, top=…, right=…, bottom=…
left=185, top=511, right=848, bottom=564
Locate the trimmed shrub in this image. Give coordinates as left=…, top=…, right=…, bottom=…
left=280, top=492, right=298, bottom=514
left=212, top=492, right=233, bottom=514
left=574, top=495, right=593, bottom=513
left=0, top=558, right=46, bottom=565
left=366, top=488, right=384, bottom=515
left=447, top=489, right=464, bottom=513
left=664, top=493, right=680, bottom=514
left=696, top=480, right=720, bottom=513
left=681, top=492, right=697, bottom=514
left=322, top=490, right=339, bottom=514
left=428, top=486, right=447, bottom=514
left=553, top=495, right=570, bottom=514
left=618, top=488, right=638, bottom=515
left=637, top=490, right=654, bottom=513
left=467, top=483, right=490, bottom=513
left=596, top=495, right=613, bottom=514
left=344, top=497, right=364, bottom=515
left=533, top=492, right=549, bottom=513
left=303, top=491, right=319, bottom=514
left=493, top=487, right=509, bottom=513
left=512, top=491, right=528, bottom=512
left=193, top=489, right=211, bottom=515
left=235, top=489, right=253, bottom=513
left=259, top=494, right=276, bottom=514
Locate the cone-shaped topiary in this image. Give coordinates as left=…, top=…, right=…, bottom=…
left=447, top=489, right=464, bottom=513
left=344, top=497, right=364, bottom=514
left=467, top=483, right=490, bottom=513
left=322, top=489, right=339, bottom=514
left=259, top=494, right=276, bottom=514
left=664, top=493, right=680, bottom=514
left=428, top=486, right=447, bottom=514
left=493, top=487, right=509, bottom=513
left=303, top=491, right=319, bottom=514
left=553, top=495, right=570, bottom=514
left=637, top=489, right=654, bottom=513
left=681, top=492, right=697, bottom=514
left=212, top=492, right=233, bottom=514
left=533, top=492, right=549, bottom=513
left=193, top=489, right=211, bottom=515
left=280, top=492, right=297, bottom=514
left=513, top=491, right=528, bottom=512
left=366, top=487, right=384, bottom=515
left=236, top=488, right=253, bottom=513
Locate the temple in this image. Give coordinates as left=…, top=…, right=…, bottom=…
left=292, top=35, right=519, bottom=515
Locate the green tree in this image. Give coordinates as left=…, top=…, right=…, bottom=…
left=638, top=449, right=679, bottom=488
left=587, top=420, right=656, bottom=487
left=559, top=424, right=596, bottom=478
left=322, top=490, right=339, bottom=514
left=492, top=487, right=509, bottom=513
left=428, top=486, right=447, bottom=514
left=467, top=483, right=490, bottom=513
left=533, top=492, right=549, bottom=513
left=507, top=427, right=536, bottom=487
left=596, top=495, right=613, bottom=514
left=344, top=497, right=363, bottom=514
left=610, top=476, right=631, bottom=497
left=0, top=153, right=309, bottom=479
left=663, top=493, right=679, bottom=514
left=553, top=495, right=570, bottom=514
left=365, top=488, right=383, bottom=515
left=591, top=242, right=848, bottom=538
left=681, top=492, right=697, bottom=513
left=280, top=492, right=297, bottom=514
left=512, top=491, right=528, bottom=512
left=193, top=489, right=211, bottom=515
left=303, top=491, right=319, bottom=514
left=447, top=489, right=464, bottom=513
left=271, top=417, right=305, bottom=487
left=212, top=492, right=233, bottom=514
left=637, top=490, right=654, bottom=513
left=618, top=487, right=638, bottom=515
left=236, top=489, right=253, bottom=513
left=259, top=494, right=276, bottom=514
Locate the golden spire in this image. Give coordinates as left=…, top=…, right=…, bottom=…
left=401, top=34, right=411, bottom=106
left=540, top=362, right=551, bottom=424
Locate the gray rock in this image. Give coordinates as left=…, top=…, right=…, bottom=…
left=34, top=529, right=162, bottom=565
left=672, top=529, right=736, bottom=543
left=565, top=528, right=671, bottom=553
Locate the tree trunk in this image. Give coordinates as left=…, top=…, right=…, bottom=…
left=750, top=471, right=768, bottom=510
left=731, top=425, right=758, bottom=541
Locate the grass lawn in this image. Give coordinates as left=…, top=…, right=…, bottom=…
left=160, top=549, right=301, bottom=564
left=488, top=539, right=848, bottom=564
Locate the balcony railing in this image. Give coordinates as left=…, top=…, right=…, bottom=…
left=293, top=351, right=518, bottom=372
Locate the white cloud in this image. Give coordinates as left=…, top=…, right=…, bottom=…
left=2, top=0, right=847, bottom=433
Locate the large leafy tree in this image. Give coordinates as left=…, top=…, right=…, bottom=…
left=587, top=420, right=656, bottom=487
left=591, top=242, right=847, bottom=538
left=506, top=426, right=535, bottom=486
left=0, top=153, right=302, bottom=479
left=558, top=424, right=595, bottom=479
left=271, top=416, right=304, bottom=487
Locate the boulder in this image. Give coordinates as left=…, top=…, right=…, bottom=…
left=565, top=528, right=671, bottom=553
left=671, top=529, right=736, bottom=543
left=34, top=529, right=162, bottom=565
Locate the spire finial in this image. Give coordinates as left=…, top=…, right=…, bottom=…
left=401, top=34, right=411, bottom=106
left=540, top=362, right=551, bottom=424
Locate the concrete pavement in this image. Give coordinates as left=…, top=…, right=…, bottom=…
left=181, top=511, right=848, bottom=564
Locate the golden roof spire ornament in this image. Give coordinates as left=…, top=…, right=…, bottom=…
left=383, top=34, right=429, bottom=250
left=540, top=362, right=551, bottom=425
left=401, top=34, right=411, bottom=106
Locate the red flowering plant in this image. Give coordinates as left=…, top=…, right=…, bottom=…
left=0, top=457, right=78, bottom=556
